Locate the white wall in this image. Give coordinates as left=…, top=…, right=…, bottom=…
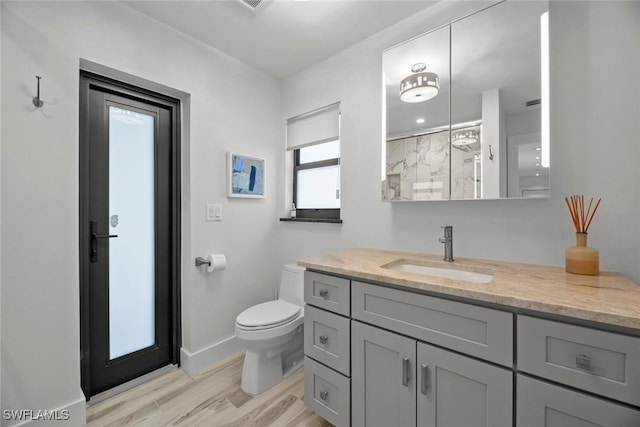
left=279, top=1, right=640, bottom=285
left=1, top=1, right=281, bottom=424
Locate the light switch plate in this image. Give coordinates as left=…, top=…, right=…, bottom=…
left=206, top=204, right=222, bottom=222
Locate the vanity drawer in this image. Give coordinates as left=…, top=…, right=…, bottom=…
left=304, top=305, right=350, bottom=375
left=518, top=315, right=640, bottom=406
left=351, top=281, right=513, bottom=366
left=517, top=374, right=640, bottom=426
left=304, top=271, right=350, bottom=316
left=304, top=356, right=350, bottom=427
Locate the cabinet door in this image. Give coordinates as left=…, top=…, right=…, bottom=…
left=417, top=342, right=512, bottom=427
left=517, top=374, right=640, bottom=427
left=352, top=321, right=416, bottom=427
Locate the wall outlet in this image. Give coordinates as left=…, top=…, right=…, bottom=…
left=206, top=204, right=222, bottom=222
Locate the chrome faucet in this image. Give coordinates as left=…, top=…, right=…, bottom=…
left=438, top=226, right=454, bottom=262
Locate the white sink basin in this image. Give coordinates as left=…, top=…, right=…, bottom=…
left=381, top=259, right=494, bottom=284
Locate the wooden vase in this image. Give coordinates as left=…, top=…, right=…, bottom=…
left=566, top=232, right=599, bottom=275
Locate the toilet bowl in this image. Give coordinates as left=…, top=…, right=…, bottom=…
left=235, top=264, right=305, bottom=395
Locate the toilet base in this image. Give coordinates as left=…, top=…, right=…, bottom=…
left=236, top=309, right=305, bottom=396
left=240, top=350, right=303, bottom=395
left=241, top=350, right=282, bottom=395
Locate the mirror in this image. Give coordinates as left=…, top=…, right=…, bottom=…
left=383, top=26, right=450, bottom=201
left=382, top=1, right=550, bottom=201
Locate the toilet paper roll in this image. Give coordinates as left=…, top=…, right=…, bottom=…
left=206, top=253, right=227, bottom=273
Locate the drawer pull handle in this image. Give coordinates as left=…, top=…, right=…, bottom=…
left=402, top=356, right=410, bottom=387
left=576, top=354, right=594, bottom=371
left=319, top=390, right=328, bottom=400
left=319, top=335, right=328, bottom=345
left=319, top=289, right=329, bottom=298
left=420, top=364, right=429, bottom=395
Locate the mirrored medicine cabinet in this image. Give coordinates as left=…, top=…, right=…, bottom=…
left=382, top=1, right=550, bottom=201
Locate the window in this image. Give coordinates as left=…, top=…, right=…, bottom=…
left=294, top=140, right=340, bottom=219
left=286, top=103, right=341, bottom=220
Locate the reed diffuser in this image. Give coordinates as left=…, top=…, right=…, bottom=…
left=564, top=195, right=601, bottom=275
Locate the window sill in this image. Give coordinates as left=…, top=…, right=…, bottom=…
left=279, top=217, right=343, bottom=224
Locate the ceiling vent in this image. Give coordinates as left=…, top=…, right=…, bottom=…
left=236, top=0, right=273, bottom=13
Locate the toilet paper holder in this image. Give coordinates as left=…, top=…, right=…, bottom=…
left=195, top=257, right=211, bottom=267
left=195, top=254, right=227, bottom=272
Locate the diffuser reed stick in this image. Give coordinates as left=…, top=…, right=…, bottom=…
left=564, top=195, right=601, bottom=233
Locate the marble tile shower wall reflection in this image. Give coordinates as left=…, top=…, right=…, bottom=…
left=384, top=131, right=451, bottom=201
left=451, top=145, right=479, bottom=199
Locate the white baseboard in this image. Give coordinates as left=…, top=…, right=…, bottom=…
left=7, top=391, right=86, bottom=427
left=180, top=335, right=243, bottom=375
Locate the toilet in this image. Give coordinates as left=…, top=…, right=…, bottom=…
left=235, top=264, right=305, bottom=395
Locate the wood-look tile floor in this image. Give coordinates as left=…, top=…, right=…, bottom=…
left=86, top=352, right=333, bottom=427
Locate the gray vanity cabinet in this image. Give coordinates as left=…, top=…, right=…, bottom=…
left=417, top=342, right=512, bottom=427
left=517, top=375, right=640, bottom=427
left=516, top=315, right=640, bottom=425
left=303, top=271, right=352, bottom=427
left=351, top=321, right=416, bottom=427
left=352, top=320, right=512, bottom=427
left=303, top=269, right=640, bottom=426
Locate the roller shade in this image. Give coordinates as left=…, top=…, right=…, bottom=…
left=286, top=102, right=340, bottom=151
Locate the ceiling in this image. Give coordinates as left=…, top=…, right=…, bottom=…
left=123, top=0, right=438, bottom=80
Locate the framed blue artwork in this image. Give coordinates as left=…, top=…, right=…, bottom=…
left=227, top=153, right=265, bottom=198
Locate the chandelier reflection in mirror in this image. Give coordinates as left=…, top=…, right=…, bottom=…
left=451, top=128, right=480, bottom=147
left=399, top=63, right=439, bottom=103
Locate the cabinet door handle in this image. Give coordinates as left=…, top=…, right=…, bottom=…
left=319, top=289, right=329, bottom=298
left=576, top=354, right=594, bottom=371
left=402, top=356, right=410, bottom=387
left=319, top=335, right=328, bottom=345
left=420, top=364, right=429, bottom=395
left=319, top=390, right=328, bottom=400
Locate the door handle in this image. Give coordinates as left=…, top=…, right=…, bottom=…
left=402, top=356, right=410, bottom=387
left=420, top=364, right=429, bottom=395
left=319, top=335, right=328, bottom=345
left=90, top=221, right=118, bottom=263
left=319, top=289, right=329, bottom=298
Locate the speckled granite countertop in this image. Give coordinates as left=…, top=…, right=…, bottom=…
left=298, top=248, right=640, bottom=330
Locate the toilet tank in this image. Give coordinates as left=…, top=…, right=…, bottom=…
left=279, top=264, right=306, bottom=306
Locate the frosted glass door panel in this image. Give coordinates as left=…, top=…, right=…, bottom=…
left=108, top=106, right=156, bottom=360
left=296, top=165, right=340, bottom=209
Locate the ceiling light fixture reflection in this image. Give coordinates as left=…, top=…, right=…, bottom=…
left=451, top=129, right=480, bottom=147
left=400, top=63, right=439, bottom=103
left=416, top=118, right=425, bottom=124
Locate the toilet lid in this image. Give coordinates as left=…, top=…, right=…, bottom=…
left=236, top=300, right=301, bottom=329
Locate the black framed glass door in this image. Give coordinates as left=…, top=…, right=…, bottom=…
left=79, top=72, right=180, bottom=398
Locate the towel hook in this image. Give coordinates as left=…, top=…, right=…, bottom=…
left=488, top=145, right=495, bottom=161
left=33, top=76, right=44, bottom=108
